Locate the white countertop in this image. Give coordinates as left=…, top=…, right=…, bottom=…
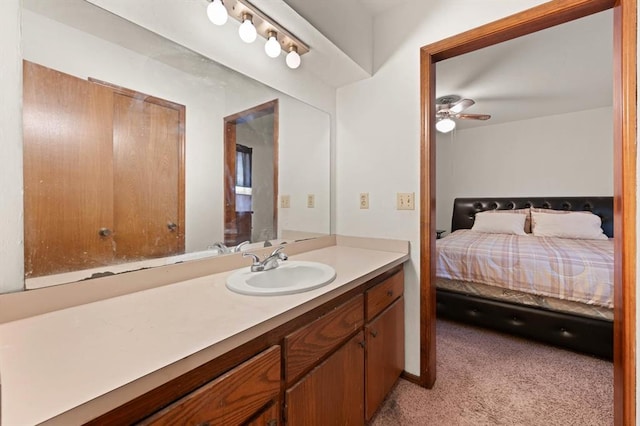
left=0, top=244, right=408, bottom=425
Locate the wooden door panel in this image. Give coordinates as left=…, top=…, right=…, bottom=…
left=23, top=61, right=114, bottom=277
left=365, top=297, right=405, bottom=421
left=112, top=93, right=182, bottom=260
left=286, top=331, right=365, bottom=426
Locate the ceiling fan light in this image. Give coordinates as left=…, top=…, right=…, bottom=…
left=265, top=31, right=281, bottom=58
left=239, top=14, right=257, bottom=43
left=286, top=46, right=301, bottom=69
left=436, top=117, right=456, bottom=133
left=207, top=0, right=228, bottom=26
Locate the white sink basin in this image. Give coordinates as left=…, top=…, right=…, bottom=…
left=226, top=261, right=337, bottom=296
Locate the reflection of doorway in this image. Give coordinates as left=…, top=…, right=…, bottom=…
left=418, top=1, right=636, bottom=424
left=224, top=100, right=278, bottom=246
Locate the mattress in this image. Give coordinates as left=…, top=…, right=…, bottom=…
left=436, top=229, right=614, bottom=309
left=436, top=277, right=613, bottom=321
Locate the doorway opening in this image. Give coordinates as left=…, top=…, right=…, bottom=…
left=224, top=99, right=279, bottom=246
left=418, top=1, right=636, bottom=424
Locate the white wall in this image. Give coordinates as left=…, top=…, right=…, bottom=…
left=436, top=107, right=614, bottom=232
left=0, top=0, right=23, bottom=293
left=283, top=0, right=373, bottom=74
left=336, top=0, right=549, bottom=376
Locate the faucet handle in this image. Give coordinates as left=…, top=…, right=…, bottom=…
left=243, top=252, right=261, bottom=264
left=269, top=246, right=288, bottom=261
left=233, top=241, right=250, bottom=252
left=270, top=246, right=285, bottom=256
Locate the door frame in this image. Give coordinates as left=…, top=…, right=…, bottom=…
left=223, top=99, right=279, bottom=245
left=418, top=1, right=636, bottom=424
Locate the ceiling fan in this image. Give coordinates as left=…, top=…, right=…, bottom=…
left=435, top=95, right=491, bottom=133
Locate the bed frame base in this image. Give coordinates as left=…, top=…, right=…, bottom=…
left=436, top=288, right=613, bottom=359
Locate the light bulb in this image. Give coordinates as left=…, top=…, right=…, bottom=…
left=265, top=31, right=281, bottom=58
left=286, top=46, right=301, bottom=69
left=436, top=117, right=456, bottom=133
left=238, top=14, right=257, bottom=43
left=207, top=0, right=228, bottom=26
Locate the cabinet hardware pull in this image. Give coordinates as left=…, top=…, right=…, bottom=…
left=98, top=228, right=112, bottom=237
left=167, top=222, right=178, bottom=232
left=370, top=330, right=378, bottom=338
left=358, top=340, right=366, bottom=348
left=387, top=290, right=393, bottom=297
left=267, top=420, right=278, bottom=426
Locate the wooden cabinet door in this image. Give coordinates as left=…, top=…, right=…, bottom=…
left=246, top=401, right=279, bottom=426
left=23, top=61, right=115, bottom=277
left=142, top=346, right=281, bottom=426
left=285, top=331, right=365, bottom=426
left=365, top=297, right=405, bottom=421
left=112, top=92, right=184, bottom=260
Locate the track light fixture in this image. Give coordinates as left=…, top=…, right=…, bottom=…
left=238, top=13, right=257, bottom=43
left=286, top=45, right=301, bottom=69
left=207, top=0, right=228, bottom=26
left=265, top=31, right=281, bottom=58
left=204, top=0, right=309, bottom=68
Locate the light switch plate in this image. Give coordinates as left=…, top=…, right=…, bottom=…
left=307, top=194, right=315, bottom=208
left=280, top=195, right=290, bottom=208
left=397, top=192, right=415, bottom=210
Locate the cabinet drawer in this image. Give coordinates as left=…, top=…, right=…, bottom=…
left=366, top=269, right=404, bottom=321
left=284, top=295, right=364, bottom=385
left=141, top=346, right=281, bottom=426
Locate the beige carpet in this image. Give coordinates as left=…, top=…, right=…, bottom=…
left=372, top=319, right=613, bottom=426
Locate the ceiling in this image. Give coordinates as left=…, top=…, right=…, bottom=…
left=281, top=1, right=612, bottom=131
left=356, top=0, right=410, bottom=16
left=436, top=9, right=613, bottom=130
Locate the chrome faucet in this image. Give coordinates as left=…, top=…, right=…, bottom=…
left=207, top=241, right=250, bottom=254
left=207, top=242, right=230, bottom=253
left=233, top=241, right=250, bottom=252
left=243, top=246, right=288, bottom=272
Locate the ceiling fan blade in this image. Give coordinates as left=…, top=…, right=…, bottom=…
left=456, top=113, right=491, bottom=120
left=449, top=98, right=475, bottom=114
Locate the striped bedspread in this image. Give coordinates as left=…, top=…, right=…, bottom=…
left=435, top=230, right=614, bottom=308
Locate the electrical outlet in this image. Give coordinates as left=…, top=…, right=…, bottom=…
left=360, top=193, right=369, bottom=209
left=397, top=192, right=415, bottom=210
left=280, top=195, right=290, bottom=208
left=307, top=194, right=315, bottom=208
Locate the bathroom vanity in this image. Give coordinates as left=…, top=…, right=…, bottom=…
left=0, top=236, right=409, bottom=425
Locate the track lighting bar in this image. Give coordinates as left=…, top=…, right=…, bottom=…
left=207, top=0, right=310, bottom=60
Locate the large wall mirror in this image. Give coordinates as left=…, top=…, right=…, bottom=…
left=21, top=0, right=331, bottom=289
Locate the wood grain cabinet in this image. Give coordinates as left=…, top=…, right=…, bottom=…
left=140, top=346, right=281, bottom=426
left=364, top=270, right=405, bottom=421
left=88, top=266, right=405, bottom=426
left=284, top=269, right=405, bottom=425
left=286, top=332, right=365, bottom=425
left=365, top=297, right=405, bottom=421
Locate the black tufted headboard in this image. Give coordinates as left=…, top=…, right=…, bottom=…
left=451, top=196, right=614, bottom=238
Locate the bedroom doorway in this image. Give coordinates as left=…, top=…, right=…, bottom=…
left=418, top=1, right=636, bottom=425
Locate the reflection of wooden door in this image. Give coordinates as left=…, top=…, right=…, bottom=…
left=112, top=93, right=183, bottom=260
left=23, top=61, right=186, bottom=277
left=223, top=100, right=278, bottom=245
left=23, top=61, right=115, bottom=277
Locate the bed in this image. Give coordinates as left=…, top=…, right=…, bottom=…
left=435, top=197, right=614, bottom=359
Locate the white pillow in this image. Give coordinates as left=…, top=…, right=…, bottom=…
left=531, top=210, right=608, bottom=240
left=471, top=211, right=527, bottom=235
